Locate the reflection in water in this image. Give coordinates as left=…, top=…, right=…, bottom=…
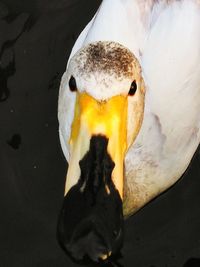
left=48, top=72, right=62, bottom=91
left=183, top=258, right=200, bottom=267
left=0, top=50, right=15, bottom=102
left=7, top=134, right=21, bottom=149
left=0, top=11, right=31, bottom=102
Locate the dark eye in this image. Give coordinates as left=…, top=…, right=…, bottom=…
left=69, top=76, right=77, bottom=92
left=128, top=80, right=137, bottom=96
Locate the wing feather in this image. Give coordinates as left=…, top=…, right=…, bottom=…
left=126, top=0, right=200, bottom=192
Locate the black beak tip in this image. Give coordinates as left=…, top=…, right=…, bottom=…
left=57, top=195, right=123, bottom=263
left=57, top=209, right=122, bottom=263
left=57, top=135, right=124, bottom=263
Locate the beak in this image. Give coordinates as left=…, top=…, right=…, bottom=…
left=64, top=92, right=128, bottom=199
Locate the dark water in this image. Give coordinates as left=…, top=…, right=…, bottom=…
left=0, top=49, right=15, bottom=101
left=48, top=72, right=62, bottom=91
left=0, top=1, right=200, bottom=267
left=7, top=133, right=21, bottom=149
left=183, top=258, right=200, bottom=267
left=0, top=11, right=31, bottom=101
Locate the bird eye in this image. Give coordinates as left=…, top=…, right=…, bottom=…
left=128, top=80, right=137, bottom=96
left=69, top=76, right=77, bottom=92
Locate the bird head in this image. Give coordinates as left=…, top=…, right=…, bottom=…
left=57, top=41, right=145, bottom=262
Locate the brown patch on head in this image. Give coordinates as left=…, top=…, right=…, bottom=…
left=75, top=41, right=139, bottom=80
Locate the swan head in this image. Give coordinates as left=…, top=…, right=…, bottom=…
left=57, top=41, right=145, bottom=262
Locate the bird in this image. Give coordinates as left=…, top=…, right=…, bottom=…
left=57, top=0, right=200, bottom=263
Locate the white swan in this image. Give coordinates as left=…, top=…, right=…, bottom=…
left=57, top=0, right=200, bottom=261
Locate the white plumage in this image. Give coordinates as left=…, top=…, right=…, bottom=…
left=58, top=0, right=200, bottom=216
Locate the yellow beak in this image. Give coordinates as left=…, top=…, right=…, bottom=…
left=65, top=92, right=128, bottom=199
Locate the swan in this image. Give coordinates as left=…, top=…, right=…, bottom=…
left=57, top=0, right=200, bottom=262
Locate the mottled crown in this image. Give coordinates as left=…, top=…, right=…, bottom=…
left=68, top=41, right=141, bottom=100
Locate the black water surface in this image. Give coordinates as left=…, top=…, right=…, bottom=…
left=183, top=258, right=200, bottom=267
left=0, top=11, right=30, bottom=102
left=7, top=134, right=21, bottom=149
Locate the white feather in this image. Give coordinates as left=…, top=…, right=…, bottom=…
left=125, top=0, right=200, bottom=212
left=67, top=0, right=151, bottom=62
